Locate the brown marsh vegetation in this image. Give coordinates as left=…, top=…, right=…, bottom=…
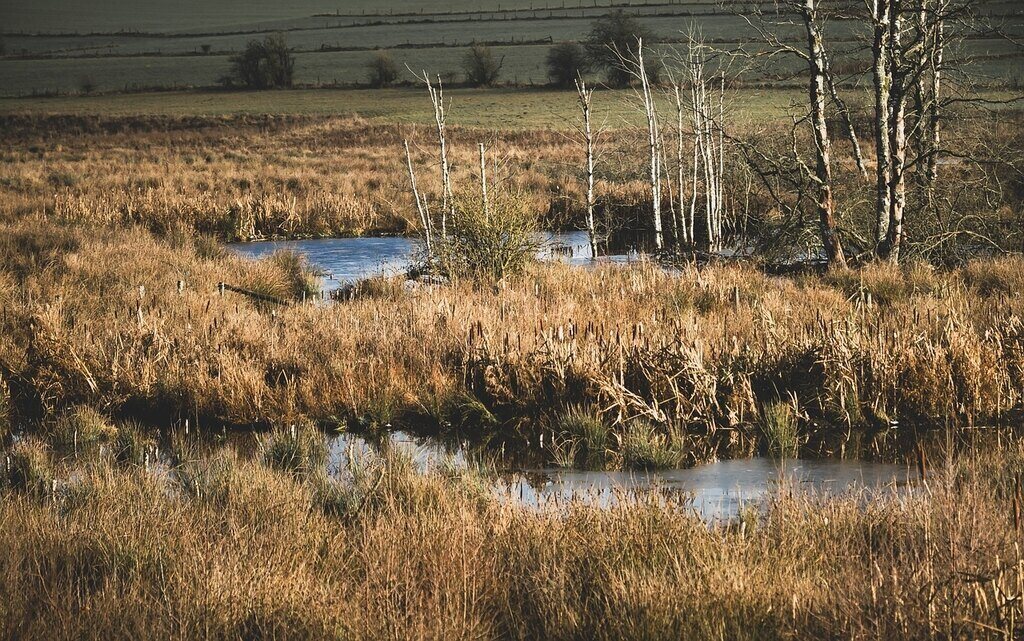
left=0, top=79, right=1022, bottom=641
left=0, top=113, right=646, bottom=241
left=0, top=214, right=1021, bottom=466
left=0, top=429, right=1022, bottom=640
left=2, top=108, right=1021, bottom=261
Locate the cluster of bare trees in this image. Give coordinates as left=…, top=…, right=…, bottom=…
left=573, top=33, right=731, bottom=257
left=871, top=0, right=953, bottom=262
left=679, top=35, right=727, bottom=252
left=404, top=0, right=1016, bottom=270
left=739, top=0, right=985, bottom=268
left=404, top=71, right=507, bottom=262
left=404, top=71, right=457, bottom=258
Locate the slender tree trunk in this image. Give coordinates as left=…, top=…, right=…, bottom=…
left=479, top=143, right=489, bottom=220
left=884, top=4, right=908, bottom=262
left=424, top=73, right=454, bottom=238
left=404, top=140, right=432, bottom=256
left=802, top=0, right=847, bottom=269
left=871, top=0, right=893, bottom=250
left=913, top=0, right=930, bottom=190
left=700, top=76, right=716, bottom=250
left=576, top=78, right=598, bottom=259
left=925, top=1, right=944, bottom=197
left=674, top=85, right=687, bottom=245
left=637, top=39, right=664, bottom=250
left=690, top=67, right=705, bottom=248
left=716, top=75, right=726, bottom=249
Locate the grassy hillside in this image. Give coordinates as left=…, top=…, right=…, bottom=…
left=1, top=0, right=1021, bottom=96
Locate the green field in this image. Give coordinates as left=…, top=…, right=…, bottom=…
left=0, top=86, right=821, bottom=128
left=4, top=84, right=1021, bottom=129
left=2, top=0, right=731, bottom=33
left=1, top=0, right=1020, bottom=97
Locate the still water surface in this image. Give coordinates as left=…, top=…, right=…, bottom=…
left=327, top=431, right=917, bottom=522
left=230, top=231, right=638, bottom=289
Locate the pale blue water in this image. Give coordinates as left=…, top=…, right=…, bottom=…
left=230, top=231, right=639, bottom=290
left=501, top=458, right=917, bottom=522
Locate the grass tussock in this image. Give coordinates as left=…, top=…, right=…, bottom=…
left=555, top=405, right=610, bottom=468
left=0, top=435, right=1021, bottom=640
left=2, top=438, right=52, bottom=494
left=112, top=421, right=155, bottom=467
left=259, top=423, right=328, bottom=478
left=759, top=397, right=800, bottom=459
left=49, top=405, right=117, bottom=447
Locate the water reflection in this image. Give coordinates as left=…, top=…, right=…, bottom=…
left=322, top=430, right=917, bottom=522
left=500, top=459, right=918, bottom=522
left=230, top=236, right=417, bottom=289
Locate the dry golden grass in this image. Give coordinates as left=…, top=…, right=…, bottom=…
left=1, top=111, right=1020, bottom=262
left=0, top=434, right=1021, bottom=640
left=0, top=114, right=654, bottom=241
left=0, top=216, right=1020, bottom=463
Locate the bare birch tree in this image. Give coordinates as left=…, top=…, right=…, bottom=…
left=633, top=38, right=665, bottom=250
left=731, top=0, right=851, bottom=269
left=404, top=140, right=433, bottom=256
left=479, top=142, right=490, bottom=220
left=415, top=70, right=455, bottom=239
left=575, top=76, right=601, bottom=258
left=871, top=0, right=949, bottom=260
left=801, top=0, right=848, bottom=268
left=671, top=80, right=692, bottom=246
left=682, top=39, right=727, bottom=252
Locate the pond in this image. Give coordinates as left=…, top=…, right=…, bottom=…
left=230, top=231, right=640, bottom=290
left=325, top=430, right=918, bottom=523
left=226, top=234, right=918, bottom=520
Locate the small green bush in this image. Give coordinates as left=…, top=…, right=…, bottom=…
left=546, top=42, right=591, bottom=87
left=366, top=51, right=400, bottom=88
left=462, top=44, right=503, bottom=87
left=225, top=35, right=294, bottom=89
left=434, top=190, right=538, bottom=282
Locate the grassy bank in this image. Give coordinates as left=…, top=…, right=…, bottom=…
left=0, top=86, right=812, bottom=125
left=0, top=431, right=1021, bottom=640
left=0, top=217, right=1021, bottom=465
left=2, top=107, right=1021, bottom=246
